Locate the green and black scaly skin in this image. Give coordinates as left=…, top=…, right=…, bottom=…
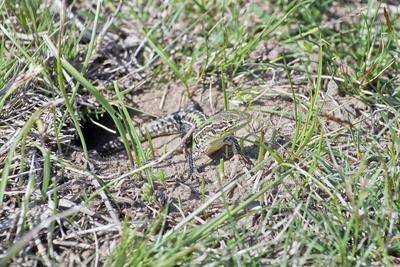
left=98, top=103, right=250, bottom=177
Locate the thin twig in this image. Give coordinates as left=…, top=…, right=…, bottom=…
left=159, top=86, right=168, bottom=110
left=93, top=221, right=100, bottom=267
left=15, top=154, right=36, bottom=240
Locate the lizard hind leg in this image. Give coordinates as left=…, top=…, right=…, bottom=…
left=184, top=145, right=196, bottom=179
left=172, top=113, right=197, bottom=179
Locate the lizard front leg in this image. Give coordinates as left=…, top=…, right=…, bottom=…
left=223, top=136, right=246, bottom=178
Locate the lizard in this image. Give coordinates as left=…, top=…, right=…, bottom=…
left=98, top=102, right=251, bottom=177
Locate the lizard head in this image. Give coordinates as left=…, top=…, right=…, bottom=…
left=195, top=110, right=251, bottom=137
left=212, top=110, right=251, bottom=135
